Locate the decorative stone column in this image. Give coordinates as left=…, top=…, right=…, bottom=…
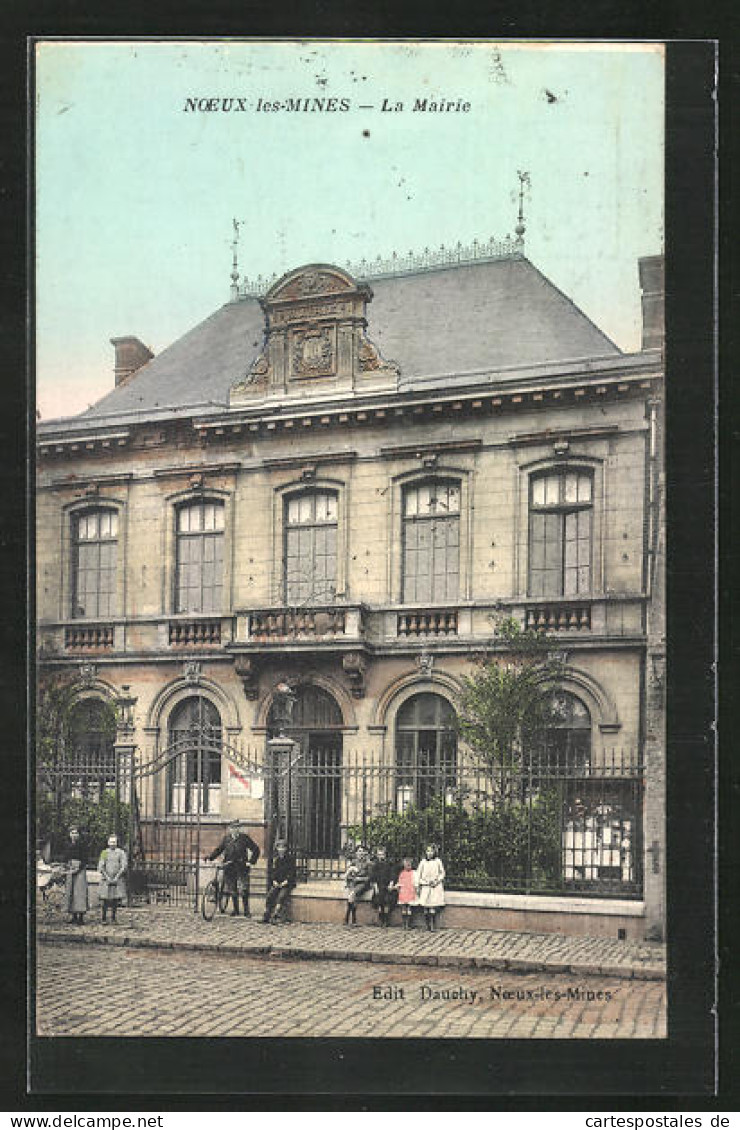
left=264, top=681, right=300, bottom=884
left=114, top=685, right=138, bottom=845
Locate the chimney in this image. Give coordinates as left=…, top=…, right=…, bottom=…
left=111, top=336, right=154, bottom=387
left=638, top=255, right=664, bottom=352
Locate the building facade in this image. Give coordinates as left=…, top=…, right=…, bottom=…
left=36, top=242, right=665, bottom=939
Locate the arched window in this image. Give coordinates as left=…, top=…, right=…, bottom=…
left=529, top=469, right=593, bottom=597
left=284, top=490, right=338, bottom=605
left=544, top=691, right=592, bottom=771
left=527, top=691, right=592, bottom=785
left=175, top=500, right=225, bottom=614
left=402, top=480, right=460, bottom=604
left=66, top=698, right=117, bottom=795
left=395, top=693, right=457, bottom=810
left=71, top=508, right=118, bottom=618
left=166, top=696, right=222, bottom=815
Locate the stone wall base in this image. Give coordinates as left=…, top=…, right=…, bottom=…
left=288, top=883, right=647, bottom=940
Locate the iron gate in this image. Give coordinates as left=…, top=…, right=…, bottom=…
left=129, top=727, right=274, bottom=908
left=39, top=730, right=644, bottom=904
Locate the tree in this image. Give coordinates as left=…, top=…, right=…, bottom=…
left=36, top=671, right=77, bottom=778
left=35, top=670, right=126, bottom=856
left=455, top=616, right=564, bottom=777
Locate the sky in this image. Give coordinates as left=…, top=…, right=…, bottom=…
left=35, top=40, right=664, bottom=420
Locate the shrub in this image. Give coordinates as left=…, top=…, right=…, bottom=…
left=37, top=790, right=132, bottom=861
left=347, top=788, right=563, bottom=893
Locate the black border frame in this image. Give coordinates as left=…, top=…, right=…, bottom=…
left=0, top=24, right=726, bottom=1108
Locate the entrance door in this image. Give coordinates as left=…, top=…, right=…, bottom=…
left=300, top=732, right=342, bottom=856
left=267, top=685, right=343, bottom=862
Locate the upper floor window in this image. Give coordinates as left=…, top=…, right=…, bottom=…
left=402, top=480, right=460, bottom=604
left=528, top=469, right=593, bottom=598
left=175, top=501, right=224, bottom=614
left=71, top=509, right=118, bottom=619
left=284, top=490, right=338, bottom=605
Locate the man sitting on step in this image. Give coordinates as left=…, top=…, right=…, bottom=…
left=263, top=840, right=297, bottom=925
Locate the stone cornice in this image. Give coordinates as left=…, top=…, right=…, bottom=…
left=36, top=351, right=662, bottom=457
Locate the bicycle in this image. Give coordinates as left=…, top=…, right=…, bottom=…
left=36, top=860, right=68, bottom=923
left=200, top=862, right=230, bottom=921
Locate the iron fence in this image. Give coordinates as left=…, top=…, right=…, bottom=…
left=37, top=740, right=644, bottom=904
left=291, top=746, right=644, bottom=899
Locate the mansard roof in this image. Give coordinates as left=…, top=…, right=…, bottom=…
left=81, top=255, right=620, bottom=420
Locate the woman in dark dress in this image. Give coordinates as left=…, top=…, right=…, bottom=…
left=60, top=825, right=89, bottom=925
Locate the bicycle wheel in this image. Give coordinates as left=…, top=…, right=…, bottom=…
left=201, top=880, right=218, bottom=921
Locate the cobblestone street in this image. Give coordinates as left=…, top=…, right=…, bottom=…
left=36, top=902, right=666, bottom=980
left=36, top=942, right=666, bottom=1039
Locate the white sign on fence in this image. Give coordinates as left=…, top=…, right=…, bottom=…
left=226, top=763, right=264, bottom=799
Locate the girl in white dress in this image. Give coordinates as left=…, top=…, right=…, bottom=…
left=415, top=843, right=445, bottom=931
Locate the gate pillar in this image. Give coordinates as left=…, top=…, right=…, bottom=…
left=265, top=734, right=299, bottom=885
left=114, top=686, right=138, bottom=849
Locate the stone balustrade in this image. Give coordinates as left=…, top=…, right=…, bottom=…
left=168, top=619, right=222, bottom=646
left=397, top=609, right=459, bottom=637
left=248, top=607, right=349, bottom=640
left=524, top=603, right=592, bottom=631
left=64, top=624, right=115, bottom=650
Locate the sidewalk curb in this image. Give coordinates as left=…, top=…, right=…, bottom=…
left=37, top=929, right=666, bottom=982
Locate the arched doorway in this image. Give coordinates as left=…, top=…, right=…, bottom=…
left=267, top=685, right=343, bottom=859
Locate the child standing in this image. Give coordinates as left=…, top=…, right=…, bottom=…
left=342, top=856, right=360, bottom=926
left=416, top=843, right=445, bottom=931
left=395, top=857, right=419, bottom=931
left=343, top=845, right=372, bottom=925
left=370, top=846, right=397, bottom=928
left=98, top=833, right=128, bottom=924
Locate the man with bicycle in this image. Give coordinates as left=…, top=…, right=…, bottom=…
left=206, top=819, right=260, bottom=917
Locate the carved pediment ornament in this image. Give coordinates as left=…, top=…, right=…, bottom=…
left=358, top=331, right=400, bottom=377
left=342, top=651, right=367, bottom=698
left=234, top=655, right=260, bottom=700
left=230, top=265, right=399, bottom=403
left=293, top=325, right=335, bottom=376
left=279, top=269, right=350, bottom=300
left=78, top=661, right=97, bottom=686
left=183, top=660, right=202, bottom=685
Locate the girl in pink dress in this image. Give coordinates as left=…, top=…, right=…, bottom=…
left=395, top=858, right=419, bottom=931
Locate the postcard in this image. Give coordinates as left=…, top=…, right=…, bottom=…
left=33, top=37, right=710, bottom=1093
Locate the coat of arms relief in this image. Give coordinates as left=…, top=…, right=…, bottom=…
left=292, top=324, right=335, bottom=377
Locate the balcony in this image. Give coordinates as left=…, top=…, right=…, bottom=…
left=248, top=607, right=348, bottom=640
left=243, top=604, right=367, bottom=646
left=40, top=593, right=646, bottom=667
left=508, top=596, right=645, bottom=640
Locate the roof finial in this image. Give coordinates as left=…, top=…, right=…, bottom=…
left=230, top=218, right=241, bottom=301
left=515, top=171, right=530, bottom=249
